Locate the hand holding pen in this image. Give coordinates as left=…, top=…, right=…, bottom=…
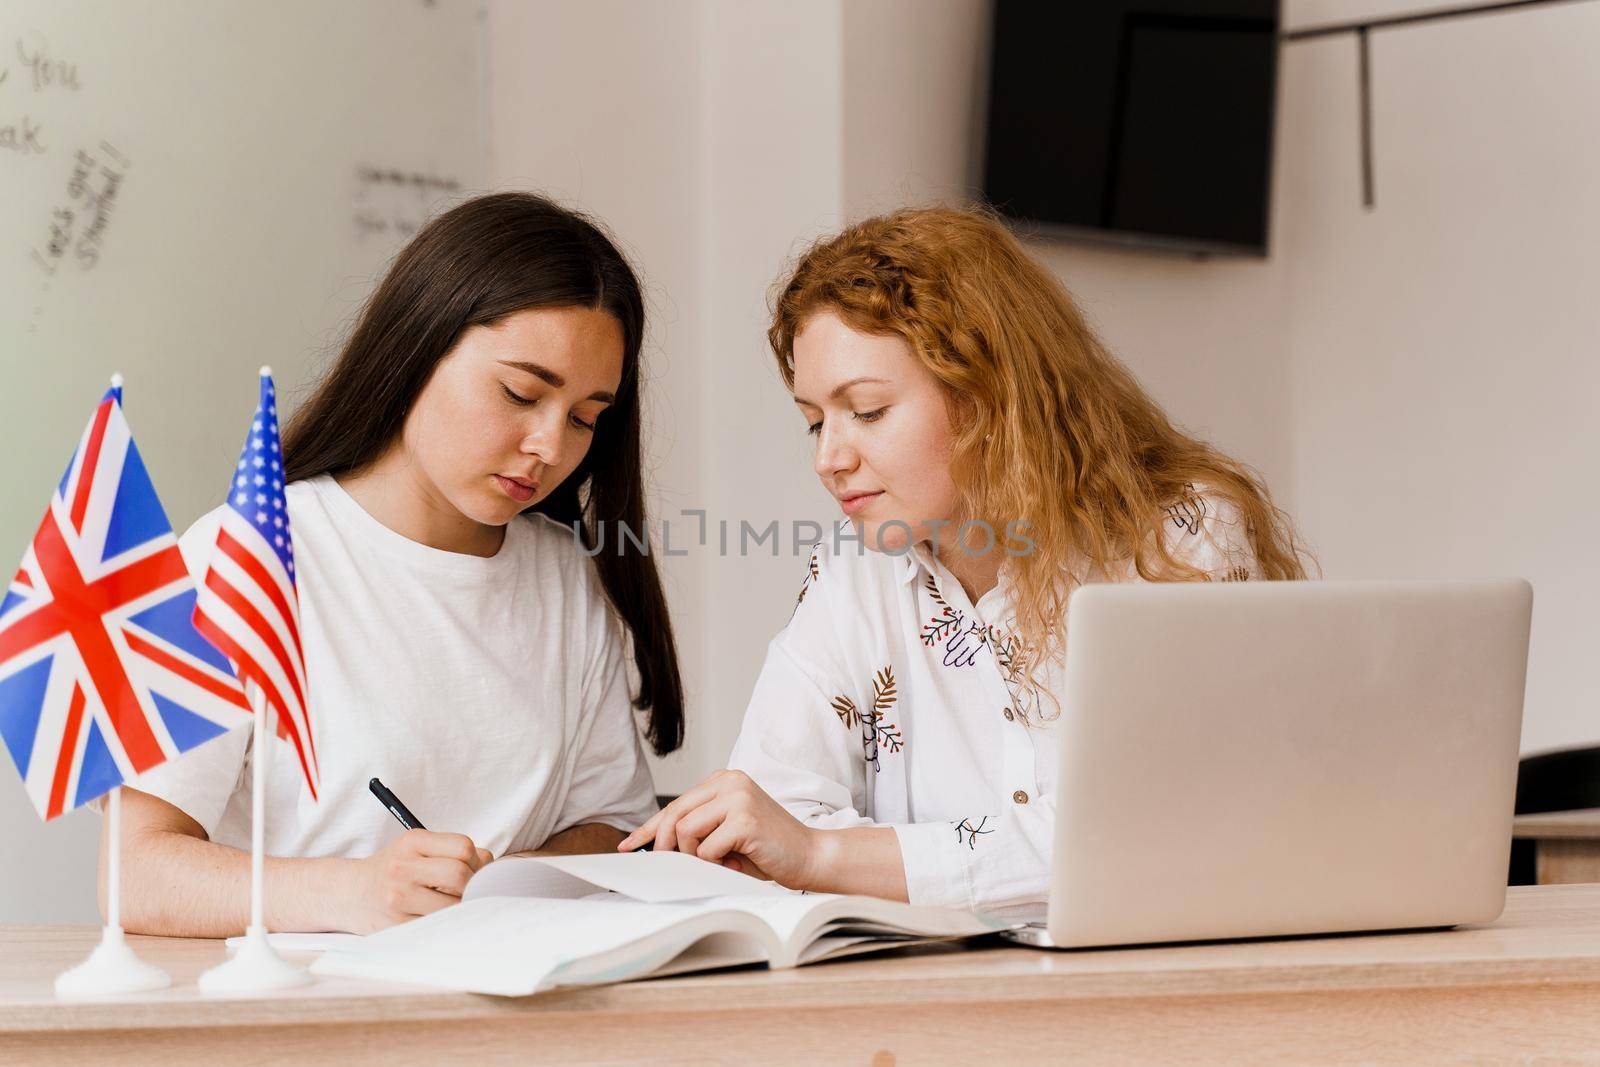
left=336, top=778, right=493, bottom=934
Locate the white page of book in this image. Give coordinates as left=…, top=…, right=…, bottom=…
left=703, top=891, right=828, bottom=945
left=530, top=850, right=789, bottom=903
left=310, top=895, right=774, bottom=998
left=460, top=855, right=618, bottom=903
left=797, top=933, right=906, bottom=965
left=314, top=895, right=754, bottom=996
left=708, top=892, right=1003, bottom=948
left=355, top=896, right=681, bottom=956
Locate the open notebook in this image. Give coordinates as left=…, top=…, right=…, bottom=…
left=309, top=851, right=1008, bottom=997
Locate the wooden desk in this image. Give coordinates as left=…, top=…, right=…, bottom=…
left=1514, top=808, right=1600, bottom=884
left=7, top=884, right=1600, bottom=1066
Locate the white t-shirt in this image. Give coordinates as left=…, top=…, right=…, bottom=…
left=728, top=489, right=1260, bottom=913
left=131, top=475, right=659, bottom=858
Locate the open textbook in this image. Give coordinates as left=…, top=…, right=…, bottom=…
left=309, top=851, right=1009, bottom=997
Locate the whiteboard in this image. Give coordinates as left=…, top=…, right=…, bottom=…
left=0, top=0, right=486, bottom=921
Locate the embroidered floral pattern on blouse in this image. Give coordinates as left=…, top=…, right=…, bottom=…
left=920, top=575, right=964, bottom=647
left=973, top=622, right=1045, bottom=723
left=1163, top=482, right=1207, bottom=536
left=954, top=816, right=994, bottom=849
left=831, top=666, right=902, bottom=772
left=830, top=694, right=858, bottom=729
left=920, top=575, right=1035, bottom=678
left=919, top=576, right=988, bottom=669
left=795, top=542, right=823, bottom=607
left=978, top=624, right=1026, bottom=686
left=1164, top=485, right=1256, bottom=580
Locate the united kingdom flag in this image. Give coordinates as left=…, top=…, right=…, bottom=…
left=0, top=379, right=251, bottom=821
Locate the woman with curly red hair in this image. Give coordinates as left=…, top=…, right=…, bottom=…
left=622, top=207, right=1309, bottom=912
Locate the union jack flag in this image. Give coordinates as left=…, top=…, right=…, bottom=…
left=0, top=381, right=252, bottom=821
left=192, top=369, right=319, bottom=799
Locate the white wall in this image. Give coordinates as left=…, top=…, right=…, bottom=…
left=692, top=3, right=847, bottom=786
left=841, top=0, right=991, bottom=216
left=1278, top=0, right=1600, bottom=754
left=485, top=0, right=845, bottom=792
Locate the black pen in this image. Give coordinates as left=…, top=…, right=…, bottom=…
left=369, top=777, right=426, bottom=831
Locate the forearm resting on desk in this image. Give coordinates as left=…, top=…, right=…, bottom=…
left=100, top=789, right=362, bottom=938
left=103, top=788, right=493, bottom=937
left=803, top=826, right=910, bottom=902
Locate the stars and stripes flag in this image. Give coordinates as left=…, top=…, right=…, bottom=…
left=191, top=369, right=319, bottom=799
left=0, top=379, right=252, bottom=821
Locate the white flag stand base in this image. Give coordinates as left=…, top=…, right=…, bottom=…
left=57, top=789, right=170, bottom=998
left=54, top=925, right=171, bottom=998
left=197, top=689, right=313, bottom=995
left=198, top=925, right=312, bottom=994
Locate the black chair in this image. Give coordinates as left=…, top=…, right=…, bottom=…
left=1508, top=745, right=1600, bottom=884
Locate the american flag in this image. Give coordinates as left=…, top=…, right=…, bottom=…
left=0, top=380, right=252, bottom=821
left=191, top=369, right=319, bottom=799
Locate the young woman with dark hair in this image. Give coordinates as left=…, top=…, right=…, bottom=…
left=109, top=193, right=683, bottom=936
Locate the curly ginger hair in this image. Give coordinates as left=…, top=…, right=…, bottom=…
left=768, top=207, right=1312, bottom=700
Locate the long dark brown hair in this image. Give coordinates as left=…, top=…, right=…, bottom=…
left=283, top=192, right=683, bottom=754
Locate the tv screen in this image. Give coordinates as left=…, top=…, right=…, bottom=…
left=982, top=0, right=1280, bottom=256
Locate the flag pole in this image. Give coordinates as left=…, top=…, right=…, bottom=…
left=250, top=684, right=266, bottom=931
left=193, top=365, right=312, bottom=994
left=54, top=787, right=172, bottom=997
left=198, top=685, right=311, bottom=993
left=108, top=785, right=122, bottom=930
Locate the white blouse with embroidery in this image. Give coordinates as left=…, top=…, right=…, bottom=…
left=727, top=491, right=1260, bottom=914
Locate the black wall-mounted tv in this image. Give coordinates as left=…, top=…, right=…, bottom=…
left=982, top=0, right=1280, bottom=257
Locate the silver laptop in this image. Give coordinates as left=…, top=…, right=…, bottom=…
left=1006, top=578, right=1533, bottom=949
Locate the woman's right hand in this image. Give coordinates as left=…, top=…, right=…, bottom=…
left=340, top=830, right=493, bottom=934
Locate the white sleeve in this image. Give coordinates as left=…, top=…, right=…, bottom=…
left=728, top=547, right=875, bottom=830
left=118, top=507, right=251, bottom=837
left=127, top=721, right=251, bottom=838
left=892, top=802, right=1053, bottom=911
left=1165, top=490, right=1262, bottom=581
left=729, top=638, right=874, bottom=830
left=550, top=566, right=660, bottom=837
